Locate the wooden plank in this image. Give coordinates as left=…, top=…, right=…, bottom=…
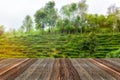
left=76, top=59, right=102, bottom=80
left=0, top=59, right=119, bottom=80
left=25, top=59, right=50, bottom=80
left=111, top=58, right=120, bottom=63
left=90, top=59, right=120, bottom=79
left=63, top=59, right=80, bottom=80
left=38, top=59, right=54, bottom=80
left=50, top=58, right=60, bottom=80
left=100, top=59, right=120, bottom=72
left=50, top=58, right=80, bottom=80
left=15, top=59, right=42, bottom=80
left=0, top=59, right=37, bottom=80
left=77, top=59, right=116, bottom=80
left=0, top=59, right=29, bottom=75
left=88, top=59, right=117, bottom=80
left=0, top=59, right=26, bottom=73
left=71, top=59, right=93, bottom=80
left=0, top=59, right=20, bottom=68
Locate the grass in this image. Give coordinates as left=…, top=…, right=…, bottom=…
left=0, top=33, right=120, bottom=58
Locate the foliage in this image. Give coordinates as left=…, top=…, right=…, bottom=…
left=0, top=25, right=4, bottom=36
left=106, top=49, right=120, bottom=58
left=78, top=0, right=88, bottom=14
left=44, top=1, right=57, bottom=31
left=34, top=1, right=57, bottom=33
left=34, top=8, right=47, bottom=31
left=21, top=15, right=33, bottom=33
left=79, top=32, right=98, bottom=56
left=33, top=0, right=120, bottom=34
left=1, top=33, right=120, bottom=58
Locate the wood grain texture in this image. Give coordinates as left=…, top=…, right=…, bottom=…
left=0, top=58, right=119, bottom=80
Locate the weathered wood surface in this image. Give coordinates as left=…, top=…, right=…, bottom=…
left=0, top=58, right=119, bottom=80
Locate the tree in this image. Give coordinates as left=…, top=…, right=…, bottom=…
left=71, top=15, right=81, bottom=33
left=61, top=3, right=77, bottom=19
left=34, top=1, right=57, bottom=33
left=77, top=0, right=88, bottom=16
left=34, top=8, right=47, bottom=33
left=44, top=1, right=58, bottom=33
left=18, top=25, right=25, bottom=35
left=63, top=18, right=71, bottom=33
left=77, top=0, right=88, bottom=33
left=61, top=4, right=71, bottom=19
left=0, top=25, right=4, bottom=36
left=107, top=4, right=116, bottom=14
left=107, top=5, right=120, bottom=32
left=56, top=18, right=64, bottom=33
left=97, top=15, right=106, bottom=28
left=58, top=0, right=88, bottom=34
left=106, top=14, right=115, bottom=31
left=86, top=14, right=98, bottom=32
left=69, top=3, right=77, bottom=18
left=60, top=3, right=79, bottom=33
left=22, top=15, right=33, bottom=33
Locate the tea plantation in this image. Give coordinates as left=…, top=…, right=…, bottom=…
left=0, top=33, right=120, bottom=58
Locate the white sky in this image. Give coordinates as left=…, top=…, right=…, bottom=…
left=0, top=0, right=120, bottom=30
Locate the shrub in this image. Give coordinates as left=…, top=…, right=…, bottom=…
left=79, top=32, right=98, bottom=56
left=106, top=49, right=120, bottom=58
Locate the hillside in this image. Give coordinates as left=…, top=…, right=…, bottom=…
left=0, top=33, right=120, bottom=58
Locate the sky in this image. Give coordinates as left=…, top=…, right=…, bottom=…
left=0, top=0, right=120, bottom=31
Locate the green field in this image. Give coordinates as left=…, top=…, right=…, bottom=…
left=0, top=33, right=120, bottom=58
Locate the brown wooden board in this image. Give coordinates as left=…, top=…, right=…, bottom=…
left=0, top=59, right=119, bottom=80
